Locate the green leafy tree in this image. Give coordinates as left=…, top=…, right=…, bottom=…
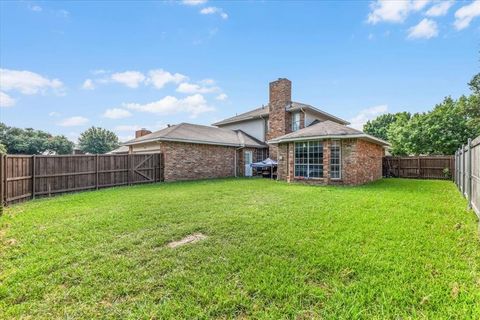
left=468, top=73, right=480, bottom=95
left=78, top=127, right=119, bottom=154
left=0, top=123, right=74, bottom=154
left=0, top=143, right=6, bottom=155
left=364, top=112, right=411, bottom=141
left=422, top=97, right=475, bottom=154
left=387, top=112, right=418, bottom=156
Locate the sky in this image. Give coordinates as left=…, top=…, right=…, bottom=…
left=0, top=0, right=479, bottom=142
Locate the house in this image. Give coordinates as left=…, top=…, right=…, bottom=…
left=123, top=123, right=267, bottom=181
left=124, top=78, right=389, bottom=185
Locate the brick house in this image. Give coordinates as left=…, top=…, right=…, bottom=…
left=124, top=78, right=389, bottom=185
left=123, top=123, right=267, bottom=181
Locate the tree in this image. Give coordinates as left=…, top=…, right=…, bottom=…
left=421, top=97, right=474, bottom=155
left=366, top=73, right=480, bottom=156
left=468, top=73, right=480, bottom=95
left=364, top=112, right=410, bottom=141
left=386, top=112, right=416, bottom=156
left=78, top=127, right=119, bottom=154
left=0, top=123, right=74, bottom=154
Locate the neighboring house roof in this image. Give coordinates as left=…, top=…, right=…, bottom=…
left=268, top=120, right=390, bottom=146
left=108, top=145, right=129, bottom=154
left=212, top=101, right=349, bottom=126
left=123, top=123, right=267, bottom=148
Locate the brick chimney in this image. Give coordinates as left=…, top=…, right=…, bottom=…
left=135, top=128, right=151, bottom=138
left=266, top=78, right=291, bottom=159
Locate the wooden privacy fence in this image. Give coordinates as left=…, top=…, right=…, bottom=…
left=383, top=156, right=454, bottom=180
left=454, top=136, right=480, bottom=218
left=0, top=153, right=164, bottom=207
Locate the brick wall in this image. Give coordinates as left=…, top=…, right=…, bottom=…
left=347, top=139, right=384, bottom=185
left=276, top=138, right=385, bottom=185
left=158, top=142, right=266, bottom=181
left=160, top=142, right=236, bottom=181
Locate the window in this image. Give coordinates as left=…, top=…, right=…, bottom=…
left=295, top=141, right=323, bottom=178
left=292, top=112, right=301, bottom=131
left=330, top=140, right=341, bottom=179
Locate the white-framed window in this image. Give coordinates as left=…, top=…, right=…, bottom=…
left=292, top=112, right=301, bottom=132
left=330, top=140, right=341, bottom=179
left=294, top=141, right=323, bottom=178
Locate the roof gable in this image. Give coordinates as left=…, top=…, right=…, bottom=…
left=268, top=120, right=390, bottom=146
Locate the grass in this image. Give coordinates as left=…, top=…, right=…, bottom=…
left=0, top=178, right=479, bottom=319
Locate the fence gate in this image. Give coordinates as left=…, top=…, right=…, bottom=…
left=131, top=154, right=160, bottom=183
left=0, top=153, right=164, bottom=208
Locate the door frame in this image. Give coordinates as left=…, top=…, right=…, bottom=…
left=244, top=150, right=253, bottom=177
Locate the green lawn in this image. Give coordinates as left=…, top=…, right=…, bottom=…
left=1, top=178, right=479, bottom=319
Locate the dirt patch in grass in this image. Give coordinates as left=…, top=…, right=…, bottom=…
left=167, top=233, right=207, bottom=248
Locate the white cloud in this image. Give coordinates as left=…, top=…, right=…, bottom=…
left=412, top=0, right=431, bottom=11
left=426, top=0, right=454, bottom=17
left=200, top=7, right=228, bottom=19
left=408, top=18, right=438, bottom=39
left=182, top=0, right=207, bottom=5
left=29, top=5, right=42, bottom=12
left=200, top=78, right=216, bottom=85
left=57, top=9, right=70, bottom=18
left=0, top=92, right=15, bottom=107
left=125, top=94, right=214, bottom=118
left=48, top=111, right=61, bottom=117
left=215, top=93, right=228, bottom=101
left=82, top=79, right=95, bottom=90
left=115, top=125, right=141, bottom=132
left=349, top=105, right=388, bottom=130
left=176, top=82, right=219, bottom=94
left=147, top=69, right=188, bottom=89
left=367, top=0, right=430, bottom=24
left=0, top=69, right=63, bottom=95
left=58, top=116, right=89, bottom=127
left=111, top=71, right=146, bottom=88
left=92, top=69, right=108, bottom=75
left=103, top=108, right=132, bottom=119
left=454, top=0, right=480, bottom=30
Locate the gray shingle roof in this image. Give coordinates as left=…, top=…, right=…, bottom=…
left=268, top=120, right=390, bottom=146
left=123, top=123, right=267, bottom=148
left=108, top=145, right=129, bottom=154
left=212, top=101, right=349, bottom=126
left=212, top=106, right=269, bottom=126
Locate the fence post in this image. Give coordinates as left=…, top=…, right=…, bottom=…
left=32, top=155, right=36, bottom=199
left=455, top=150, right=459, bottom=187
left=461, top=145, right=465, bottom=194
left=417, top=156, right=421, bottom=178
left=96, top=154, right=99, bottom=190
left=467, top=138, right=472, bottom=209
left=0, top=155, right=4, bottom=215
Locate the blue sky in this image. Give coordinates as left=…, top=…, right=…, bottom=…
left=1, top=0, right=479, bottom=142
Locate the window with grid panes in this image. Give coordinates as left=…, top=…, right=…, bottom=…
left=330, top=140, right=341, bottom=179
left=294, top=141, right=323, bottom=178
